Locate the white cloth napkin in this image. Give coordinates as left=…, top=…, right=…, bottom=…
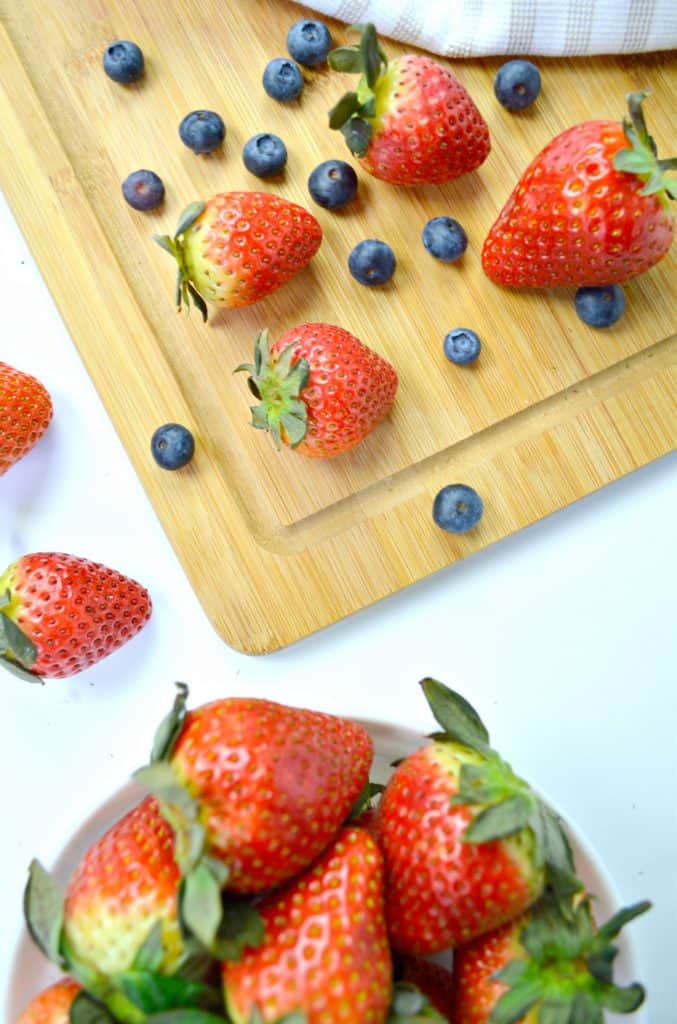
left=292, top=0, right=677, bottom=56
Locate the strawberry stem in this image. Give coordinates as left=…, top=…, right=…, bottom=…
left=613, top=92, right=676, bottom=203
left=235, top=330, right=310, bottom=450
left=327, top=23, right=389, bottom=157
left=153, top=202, right=208, bottom=321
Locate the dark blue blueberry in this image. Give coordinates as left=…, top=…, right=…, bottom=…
left=262, top=58, right=304, bottom=101
left=102, top=40, right=144, bottom=84
left=179, top=110, right=226, bottom=155
left=443, top=328, right=481, bottom=365
left=574, top=285, right=625, bottom=328
left=121, top=169, right=165, bottom=211
left=422, top=217, right=468, bottom=263
left=348, top=239, right=396, bottom=286
left=494, top=59, right=541, bottom=111
left=151, top=423, right=195, bottom=470
left=287, top=19, right=333, bottom=66
left=308, top=159, right=358, bottom=209
left=433, top=484, right=484, bottom=534
left=242, top=133, right=288, bottom=177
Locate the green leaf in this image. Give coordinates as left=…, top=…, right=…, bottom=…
left=488, top=978, right=544, bottom=1024
left=360, top=22, right=381, bottom=89
left=151, top=683, right=190, bottom=762
left=279, top=412, right=307, bottom=448
left=349, top=779, right=385, bottom=820
left=175, top=202, right=205, bottom=238
left=132, top=921, right=165, bottom=972
left=23, top=859, right=65, bottom=965
left=596, top=900, right=651, bottom=942
left=132, top=762, right=199, bottom=817
left=212, top=896, right=265, bottom=961
left=70, top=992, right=118, bottom=1024
left=181, top=862, right=224, bottom=949
left=493, top=959, right=529, bottom=986
left=0, top=611, right=38, bottom=669
left=145, top=1012, right=229, bottom=1024
left=340, top=117, right=372, bottom=158
left=612, top=148, right=654, bottom=174
left=116, top=970, right=221, bottom=1013
left=0, top=588, right=10, bottom=609
left=419, top=679, right=491, bottom=753
left=0, top=652, right=44, bottom=683
left=248, top=1008, right=265, bottom=1024
left=275, top=1014, right=308, bottom=1024
left=154, top=234, right=178, bottom=256
left=187, top=283, right=208, bottom=323
left=600, top=982, right=646, bottom=1013
left=327, top=48, right=364, bottom=74
left=538, top=806, right=576, bottom=875
left=462, top=794, right=532, bottom=844
left=639, top=169, right=664, bottom=195
left=391, top=982, right=425, bottom=1015
left=536, top=997, right=573, bottom=1024
left=453, top=760, right=507, bottom=805
left=586, top=946, right=617, bottom=985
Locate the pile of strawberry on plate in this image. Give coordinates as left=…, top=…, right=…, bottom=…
left=18, top=679, right=648, bottom=1024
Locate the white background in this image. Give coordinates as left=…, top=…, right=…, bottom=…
left=1, top=188, right=675, bottom=1021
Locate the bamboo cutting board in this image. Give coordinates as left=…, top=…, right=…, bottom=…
left=0, top=0, right=675, bottom=654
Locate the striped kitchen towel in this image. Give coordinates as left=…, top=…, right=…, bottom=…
left=291, top=0, right=677, bottom=56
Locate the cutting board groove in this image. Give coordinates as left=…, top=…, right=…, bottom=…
left=0, top=0, right=675, bottom=652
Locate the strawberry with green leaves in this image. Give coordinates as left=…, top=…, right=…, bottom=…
left=235, top=324, right=398, bottom=457
left=0, top=552, right=151, bottom=681
left=133, top=685, right=374, bottom=956
left=374, top=680, right=580, bottom=955
left=451, top=891, right=650, bottom=1023
left=0, top=360, right=53, bottom=477
left=482, top=91, right=675, bottom=288
left=17, top=979, right=81, bottom=1024
left=223, top=826, right=392, bottom=1024
left=328, top=24, right=490, bottom=186
left=154, top=192, right=322, bottom=320
left=23, top=796, right=239, bottom=1023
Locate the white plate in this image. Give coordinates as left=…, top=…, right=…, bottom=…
left=6, top=721, right=647, bottom=1023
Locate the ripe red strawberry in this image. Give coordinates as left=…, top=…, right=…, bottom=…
left=398, top=956, right=455, bottom=1022
left=0, top=360, right=53, bottom=476
left=482, top=91, right=675, bottom=288
left=134, top=686, right=374, bottom=952
left=0, top=552, right=151, bottom=681
left=235, top=323, right=398, bottom=457
left=451, top=892, right=650, bottom=1023
left=374, top=680, right=581, bottom=955
left=17, top=979, right=81, bottom=1024
left=223, top=826, right=392, bottom=1024
left=154, top=191, right=322, bottom=320
left=328, top=24, right=490, bottom=185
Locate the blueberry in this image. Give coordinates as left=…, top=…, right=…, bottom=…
left=179, top=110, right=226, bottom=155
left=262, top=58, right=304, bottom=102
left=121, top=169, right=165, bottom=211
left=287, top=19, right=332, bottom=66
left=151, top=423, right=195, bottom=470
left=574, top=285, right=625, bottom=328
left=443, top=328, right=482, bottom=365
left=348, top=239, right=396, bottom=286
left=494, top=59, right=541, bottom=111
left=103, top=40, right=144, bottom=84
left=242, top=133, right=288, bottom=178
left=422, top=217, right=468, bottom=263
left=433, top=484, right=484, bottom=534
left=308, top=159, right=358, bottom=209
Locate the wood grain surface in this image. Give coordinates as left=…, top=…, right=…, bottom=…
left=0, top=0, right=675, bottom=653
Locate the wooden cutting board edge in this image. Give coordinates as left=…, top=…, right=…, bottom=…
left=1, top=21, right=675, bottom=655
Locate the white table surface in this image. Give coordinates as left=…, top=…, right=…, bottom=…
left=1, top=187, right=675, bottom=1021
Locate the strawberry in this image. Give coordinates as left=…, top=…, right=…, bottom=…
left=223, top=826, right=392, bottom=1024
left=482, top=91, right=675, bottom=288
left=154, top=192, right=322, bottom=320
left=327, top=24, right=490, bottom=185
left=451, top=891, right=650, bottom=1023
left=134, top=685, right=374, bottom=954
left=17, top=979, right=81, bottom=1024
left=0, top=360, right=53, bottom=476
left=374, top=680, right=581, bottom=955
left=0, top=552, right=151, bottom=681
left=398, top=956, right=455, bottom=1022
left=235, top=324, right=398, bottom=457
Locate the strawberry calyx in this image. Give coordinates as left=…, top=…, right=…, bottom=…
left=153, top=202, right=209, bottom=321
left=421, top=680, right=581, bottom=906
left=133, top=683, right=265, bottom=961
left=0, top=586, right=42, bottom=683
left=489, top=891, right=650, bottom=1023
left=613, top=91, right=677, bottom=206
left=387, top=981, right=449, bottom=1022
left=327, top=23, right=390, bottom=157
left=235, top=329, right=310, bottom=450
